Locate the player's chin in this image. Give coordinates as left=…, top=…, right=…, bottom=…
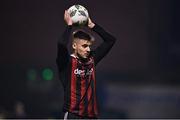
left=83, top=56, right=88, bottom=59
left=82, top=55, right=88, bottom=58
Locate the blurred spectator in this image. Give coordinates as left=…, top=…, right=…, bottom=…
left=13, top=101, right=27, bottom=118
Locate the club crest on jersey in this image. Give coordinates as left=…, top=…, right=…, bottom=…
left=74, top=68, right=93, bottom=76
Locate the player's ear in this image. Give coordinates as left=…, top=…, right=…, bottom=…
left=72, top=43, right=77, bottom=49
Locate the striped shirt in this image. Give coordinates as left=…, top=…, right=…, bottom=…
left=56, top=24, right=116, bottom=118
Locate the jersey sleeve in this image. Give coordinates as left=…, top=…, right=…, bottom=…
left=92, top=24, right=116, bottom=65
left=56, top=25, right=72, bottom=71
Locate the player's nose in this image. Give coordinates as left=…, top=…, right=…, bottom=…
left=87, top=47, right=90, bottom=52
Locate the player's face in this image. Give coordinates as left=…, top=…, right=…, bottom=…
left=73, top=39, right=92, bottom=58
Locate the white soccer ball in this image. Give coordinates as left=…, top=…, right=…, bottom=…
left=67, top=5, right=89, bottom=26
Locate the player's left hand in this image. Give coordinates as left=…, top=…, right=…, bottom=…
left=88, top=18, right=95, bottom=28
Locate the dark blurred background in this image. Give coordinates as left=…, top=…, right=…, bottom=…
left=0, top=0, right=180, bottom=118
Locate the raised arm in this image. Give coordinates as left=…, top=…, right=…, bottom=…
left=88, top=18, right=116, bottom=65
left=56, top=10, right=73, bottom=71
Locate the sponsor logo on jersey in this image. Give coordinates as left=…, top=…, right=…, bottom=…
left=74, top=68, right=93, bottom=76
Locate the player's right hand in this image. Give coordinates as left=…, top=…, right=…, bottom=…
left=64, top=10, right=73, bottom=26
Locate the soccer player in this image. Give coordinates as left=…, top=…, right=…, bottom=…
left=56, top=10, right=116, bottom=119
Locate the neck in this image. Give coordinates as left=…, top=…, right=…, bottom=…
left=72, top=53, right=89, bottom=63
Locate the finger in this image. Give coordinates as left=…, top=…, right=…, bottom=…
left=64, top=10, right=67, bottom=18
left=88, top=18, right=92, bottom=23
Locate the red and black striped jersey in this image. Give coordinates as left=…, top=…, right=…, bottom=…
left=56, top=24, right=116, bottom=118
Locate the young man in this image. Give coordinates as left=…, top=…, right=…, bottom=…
left=56, top=10, right=116, bottom=119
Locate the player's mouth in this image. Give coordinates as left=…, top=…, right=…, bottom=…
left=85, top=52, right=89, bottom=57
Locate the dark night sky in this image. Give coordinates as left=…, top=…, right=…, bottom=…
left=1, top=0, right=149, bottom=72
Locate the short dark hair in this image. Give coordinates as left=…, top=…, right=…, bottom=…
left=73, top=30, right=92, bottom=41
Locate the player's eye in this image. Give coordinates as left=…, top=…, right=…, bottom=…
left=82, top=44, right=88, bottom=48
